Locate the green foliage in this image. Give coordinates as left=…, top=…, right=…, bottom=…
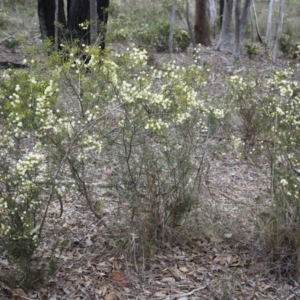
left=244, top=43, right=261, bottom=60
left=0, top=36, right=214, bottom=285
left=84, top=45, right=210, bottom=253
left=108, top=0, right=189, bottom=52
left=226, top=67, right=300, bottom=277
left=174, top=29, right=191, bottom=52
left=3, top=38, right=20, bottom=52
left=0, top=9, right=9, bottom=29
left=279, top=34, right=295, bottom=57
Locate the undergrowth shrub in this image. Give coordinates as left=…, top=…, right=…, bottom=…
left=108, top=0, right=190, bottom=52
left=84, top=46, right=211, bottom=260
left=0, top=39, right=216, bottom=284
left=227, top=67, right=300, bottom=277
left=244, top=42, right=261, bottom=60
left=0, top=45, right=104, bottom=288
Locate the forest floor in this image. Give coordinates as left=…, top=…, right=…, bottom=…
left=1, top=40, right=300, bottom=300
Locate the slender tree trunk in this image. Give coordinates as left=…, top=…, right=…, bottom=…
left=266, top=0, right=275, bottom=47
left=67, top=0, right=90, bottom=45
left=216, top=0, right=234, bottom=52
left=38, top=0, right=109, bottom=49
left=209, top=0, right=217, bottom=25
left=90, top=0, right=98, bottom=45
left=185, top=0, right=196, bottom=48
left=209, top=0, right=217, bottom=38
left=251, top=0, right=263, bottom=44
left=219, top=0, right=224, bottom=29
left=55, top=0, right=59, bottom=51
left=67, top=0, right=109, bottom=49
left=194, top=0, right=211, bottom=46
left=240, top=0, right=252, bottom=41
left=233, top=0, right=242, bottom=61
left=97, top=0, right=109, bottom=49
left=38, top=0, right=66, bottom=42
left=273, top=0, right=285, bottom=63
left=169, top=0, right=178, bottom=55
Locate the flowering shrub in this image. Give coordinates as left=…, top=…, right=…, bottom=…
left=227, top=66, right=300, bottom=276
left=102, top=48, right=209, bottom=252
left=0, top=42, right=214, bottom=284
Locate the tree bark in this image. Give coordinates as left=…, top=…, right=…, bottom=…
left=233, top=0, right=252, bottom=60
left=219, top=0, right=224, bottom=29
left=233, top=0, right=242, bottom=61
left=240, top=0, right=252, bottom=42
left=266, top=0, right=275, bottom=47
left=38, top=0, right=66, bottom=42
left=272, top=0, right=285, bottom=63
left=216, top=0, right=234, bottom=52
left=55, top=0, right=59, bottom=51
left=169, top=0, right=178, bottom=54
left=251, top=0, right=263, bottom=44
left=67, top=0, right=90, bottom=45
left=38, top=0, right=109, bottom=50
left=185, top=0, right=196, bottom=48
left=194, top=0, right=211, bottom=46
left=90, top=0, right=98, bottom=45
left=209, top=0, right=217, bottom=26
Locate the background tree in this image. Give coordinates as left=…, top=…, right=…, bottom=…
left=266, top=0, right=275, bottom=48
left=216, top=0, right=234, bottom=52
left=216, top=0, right=252, bottom=56
left=272, top=0, right=285, bottom=63
left=38, top=0, right=109, bottom=49
left=233, top=0, right=251, bottom=60
left=194, top=0, right=211, bottom=46
left=219, top=0, right=224, bottom=28
left=169, top=0, right=178, bottom=54
left=38, top=0, right=66, bottom=41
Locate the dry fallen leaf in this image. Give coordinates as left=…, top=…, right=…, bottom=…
left=154, top=291, right=167, bottom=298
left=105, top=292, right=119, bottom=300
left=110, top=270, right=131, bottom=287
left=179, top=266, right=189, bottom=273
left=12, top=288, right=30, bottom=299
left=161, top=277, right=175, bottom=283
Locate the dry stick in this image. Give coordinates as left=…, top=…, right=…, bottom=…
left=175, top=285, right=207, bottom=298
left=169, top=0, right=178, bottom=55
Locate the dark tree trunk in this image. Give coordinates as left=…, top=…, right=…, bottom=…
left=38, top=0, right=66, bottom=41
left=67, top=0, right=90, bottom=44
left=67, top=0, right=109, bottom=49
left=97, top=0, right=109, bottom=49
left=220, top=0, right=224, bottom=29
left=38, top=0, right=109, bottom=50
left=194, top=0, right=211, bottom=46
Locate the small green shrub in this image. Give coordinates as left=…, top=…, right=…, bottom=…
left=108, top=0, right=189, bottom=52
left=0, top=9, right=9, bottom=29
left=226, top=67, right=300, bottom=277
left=279, top=34, right=299, bottom=57
left=174, top=29, right=191, bottom=52
left=244, top=42, right=261, bottom=60
left=3, top=38, right=20, bottom=51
